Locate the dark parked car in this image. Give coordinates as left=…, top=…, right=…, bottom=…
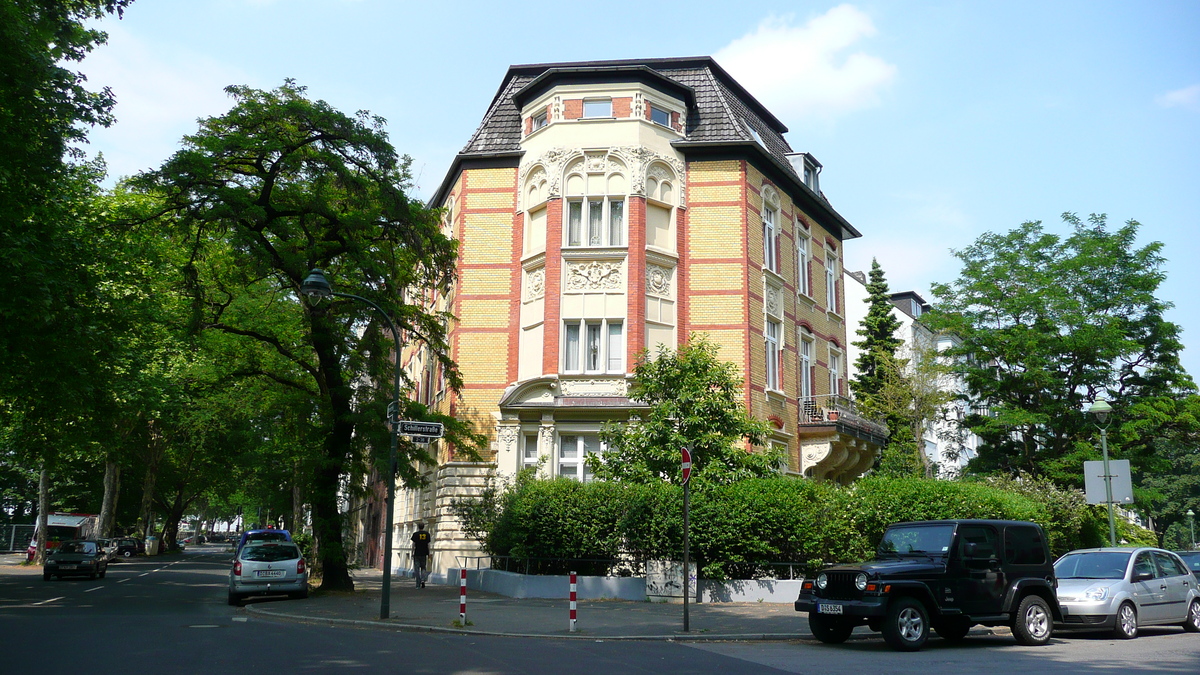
left=110, top=538, right=143, bottom=558
left=43, top=540, right=108, bottom=580
left=795, top=519, right=1061, bottom=651
left=1176, top=551, right=1200, bottom=581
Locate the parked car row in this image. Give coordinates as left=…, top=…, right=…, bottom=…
left=796, top=519, right=1200, bottom=652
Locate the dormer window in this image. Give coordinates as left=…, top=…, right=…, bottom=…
left=532, top=110, right=547, bottom=131
left=583, top=99, right=612, bottom=118
left=650, top=105, right=670, bottom=127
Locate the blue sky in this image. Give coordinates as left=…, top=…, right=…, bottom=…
left=81, top=0, right=1200, bottom=378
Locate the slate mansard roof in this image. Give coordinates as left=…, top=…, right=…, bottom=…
left=433, top=56, right=859, bottom=239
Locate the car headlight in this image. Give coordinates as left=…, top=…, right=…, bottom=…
left=1083, top=586, right=1108, bottom=601
left=816, top=573, right=828, bottom=590
left=855, top=573, right=869, bottom=591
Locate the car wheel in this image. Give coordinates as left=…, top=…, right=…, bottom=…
left=809, top=612, right=854, bottom=644
left=882, top=597, right=929, bottom=651
left=98, top=567, right=106, bottom=579
left=935, top=618, right=972, bottom=642
left=123, top=551, right=132, bottom=558
left=1012, top=595, right=1053, bottom=645
left=288, top=588, right=310, bottom=600
left=1182, top=598, right=1200, bottom=633
left=227, top=592, right=242, bottom=607
left=1112, top=601, right=1138, bottom=639
left=42, top=571, right=51, bottom=581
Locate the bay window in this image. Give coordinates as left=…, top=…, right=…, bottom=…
left=563, top=319, right=624, bottom=374
left=567, top=198, right=625, bottom=247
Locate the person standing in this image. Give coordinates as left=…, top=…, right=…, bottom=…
left=410, top=523, right=431, bottom=588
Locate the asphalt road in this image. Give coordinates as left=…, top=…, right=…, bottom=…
left=2, top=547, right=1199, bottom=674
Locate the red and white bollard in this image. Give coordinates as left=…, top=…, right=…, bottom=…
left=459, top=568, right=467, bottom=623
left=569, top=571, right=577, bottom=633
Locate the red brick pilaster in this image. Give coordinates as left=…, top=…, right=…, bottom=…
left=627, top=196, right=647, bottom=365
left=542, top=199, right=563, bottom=375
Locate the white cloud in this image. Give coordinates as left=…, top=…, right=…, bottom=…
left=81, top=24, right=252, bottom=182
left=1156, top=84, right=1200, bottom=112
left=714, top=4, right=897, bottom=120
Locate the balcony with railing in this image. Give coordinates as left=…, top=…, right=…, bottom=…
left=796, top=394, right=889, bottom=484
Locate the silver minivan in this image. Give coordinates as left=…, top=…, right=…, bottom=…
left=1054, top=547, right=1200, bottom=638
left=228, top=541, right=308, bottom=606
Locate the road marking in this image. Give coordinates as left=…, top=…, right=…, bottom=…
left=84, top=586, right=103, bottom=593
left=139, top=573, right=150, bottom=577
left=232, top=617, right=248, bottom=622
left=32, top=596, right=63, bottom=605
left=188, top=624, right=220, bottom=628
left=117, top=578, right=130, bottom=583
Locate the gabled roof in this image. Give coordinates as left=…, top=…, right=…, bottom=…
left=432, top=56, right=859, bottom=239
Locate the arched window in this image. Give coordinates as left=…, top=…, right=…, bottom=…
left=761, top=185, right=782, bottom=274
left=523, top=166, right=549, bottom=255
left=563, top=154, right=626, bottom=248
left=645, top=162, right=677, bottom=252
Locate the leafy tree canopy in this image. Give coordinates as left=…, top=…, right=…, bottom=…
left=925, top=213, right=1194, bottom=487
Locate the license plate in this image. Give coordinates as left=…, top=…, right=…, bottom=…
left=59, top=565, right=77, bottom=570
left=818, top=603, right=844, bottom=615
left=256, top=570, right=284, bottom=578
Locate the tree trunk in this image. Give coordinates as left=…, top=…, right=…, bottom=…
left=98, top=459, right=120, bottom=537
left=308, top=310, right=358, bottom=592
left=137, top=421, right=163, bottom=541
left=35, top=463, right=49, bottom=564
left=292, top=462, right=303, bottom=534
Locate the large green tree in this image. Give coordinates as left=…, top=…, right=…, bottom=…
left=131, top=81, right=477, bottom=590
left=851, top=259, right=903, bottom=400
left=925, top=213, right=1194, bottom=486
left=590, top=335, right=779, bottom=485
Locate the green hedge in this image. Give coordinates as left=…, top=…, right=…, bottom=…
left=473, top=474, right=1154, bottom=580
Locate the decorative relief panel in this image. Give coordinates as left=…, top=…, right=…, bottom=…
left=566, top=260, right=622, bottom=291
left=539, top=424, right=555, bottom=446
left=519, top=147, right=685, bottom=205
left=765, top=286, right=781, bottom=318
left=496, top=424, right=520, bottom=453
left=525, top=267, right=545, bottom=301
left=632, top=92, right=644, bottom=118
left=646, top=264, right=673, bottom=297
left=559, top=378, right=629, bottom=397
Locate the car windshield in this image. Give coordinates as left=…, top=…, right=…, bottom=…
left=241, top=544, right=299, bottom=562
left=878, top=524, right=955, bottom=557
left=58, top=542, right=93, bottom=554
left=1054, top=551, right=1131, bottom=579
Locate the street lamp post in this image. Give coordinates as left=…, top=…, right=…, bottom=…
left=1188, top=509, right=1195, bottom=551
left=301, top=268, right=402, bottom=620
left=1086, top=398, right=1118, bottom=547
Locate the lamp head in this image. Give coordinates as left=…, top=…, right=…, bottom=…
left=1087, top=397, right=1113, bottom=425
left=1189, top=509, right=1195, bottom=518
left=300, top=269, right=333, bottom=305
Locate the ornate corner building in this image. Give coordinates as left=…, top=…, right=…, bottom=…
left=392, top=57, right=888, bottom=576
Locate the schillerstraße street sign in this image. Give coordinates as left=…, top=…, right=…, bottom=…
left=399, top=420, right=444, bottom=438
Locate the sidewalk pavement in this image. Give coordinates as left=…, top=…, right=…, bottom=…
left=244, top=568, right=1005, bottom=642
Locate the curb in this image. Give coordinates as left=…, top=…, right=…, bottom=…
left=243, top=603, right=816, bottom=641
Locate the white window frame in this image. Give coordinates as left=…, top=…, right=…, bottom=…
left=557, top=434, right=605, bottom=482
left=829, top=346, right=842, bottom=397
left=825, top=249, right=839, bottom=313
left=797, top=234, right=810, bottom=296
left=762, top=206, right=778, bottom=273
left=583, top=98, right=612, bottom=119
left=563, top=319, right=624, bottom=374
left=532, top=110, right=547, bottom=131
left=765, top=319, right=782, bottom=392
left=566, top=197, right=625, bottom=247
left=800, top=332, right=814, bottom=401
left=522, top=433, right=539, bottom=470
left=650, top=105, right=670, bottom=127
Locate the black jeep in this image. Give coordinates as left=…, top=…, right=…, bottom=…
left=795, top=519, right=1061, bottom=651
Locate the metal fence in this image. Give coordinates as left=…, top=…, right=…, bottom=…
left=1, top=524, right=34, bottom=552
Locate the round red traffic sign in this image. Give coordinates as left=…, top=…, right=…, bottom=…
left=681, top=447, right=692, bottom=485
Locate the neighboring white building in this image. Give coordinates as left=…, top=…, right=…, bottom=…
left=844, top=271, right=978, bottom=476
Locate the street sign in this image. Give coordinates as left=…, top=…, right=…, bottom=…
left=399, top=420, right=444, bottom=438
left=681, top=447, right=692, bottom=485
left=1084, top=460, right=1134, bottom=504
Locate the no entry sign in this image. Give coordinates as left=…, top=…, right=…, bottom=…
left=681, top=447, right=692, bottom=485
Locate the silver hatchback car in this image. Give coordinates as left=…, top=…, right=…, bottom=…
left=1054, top=547, right=1200, bottom=638
left=228, top=541, right=308, bottom=606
